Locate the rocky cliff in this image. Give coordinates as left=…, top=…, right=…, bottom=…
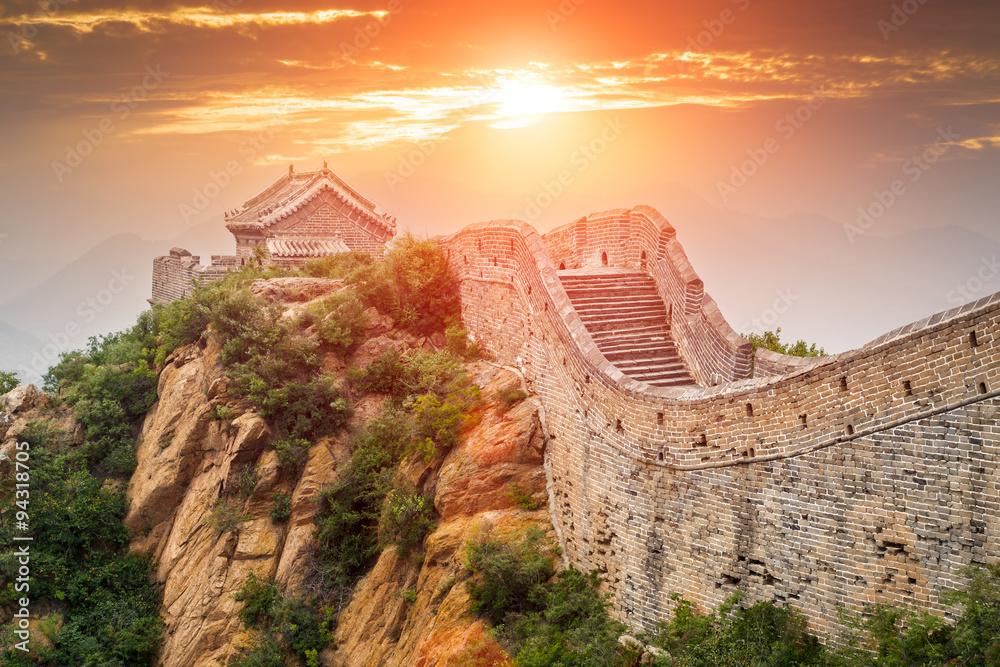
left=114, top=278, right=553, bottom=666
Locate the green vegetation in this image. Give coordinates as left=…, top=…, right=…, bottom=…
left=505, top=482, right=540, bottom=511
left=346, top=233, right=461, bottom=336
left=232, top=572, right=334, bottom=667
left=203, top=498, right=250, bottom=534
left=378, top=481, right=436, bottom=557
left=0, top=421, right=163, bottom=666
left=744, top=327, right=826, bottom=377
left=495, top=386, right=529, bottom=414
left=275, top=437, right=312, bottom=476
left=270, top=491, right=292, bottom=524
left=0, top=369, right=18, bottom=395
left=211, top=404, right=241, bottom=420
left=745, top=327, right=826, bottom=358
left=462, top=524, right=629, bottom=665
left=461, top=525, right=1000, bottom=667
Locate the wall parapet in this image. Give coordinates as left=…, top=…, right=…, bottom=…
left=442, top=208, right=1000, bottom=636
left=150, top=248, right=237, bottom=303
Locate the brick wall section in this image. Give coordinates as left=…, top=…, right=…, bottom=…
left=543, top=207, right=752, bottom=385
left=150, top=248, right=235, bottom=302
left=440, top=214, right=1000, bottom=637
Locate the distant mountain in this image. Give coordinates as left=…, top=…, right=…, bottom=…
left=0, top=321, right=43, bottom=382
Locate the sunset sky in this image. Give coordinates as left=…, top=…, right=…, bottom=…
left=1, top=0, right=999, bottom=376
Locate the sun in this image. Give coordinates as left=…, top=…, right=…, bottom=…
left=491, top=77, right=568, bottom=129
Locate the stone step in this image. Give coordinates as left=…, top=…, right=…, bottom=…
left=577, top=314, right=668, bottom=332
left=559, top=269, right=695, bottom=387
left=563, top=287, right=661, bottom=301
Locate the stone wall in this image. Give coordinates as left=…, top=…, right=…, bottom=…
left=150, top=248, right=236, bottom=303
left=542, top=206, right=752, bottom=385
left=440, top=211, right=1000, bottom=637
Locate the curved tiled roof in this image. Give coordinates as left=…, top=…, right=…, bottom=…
left=225, top=164, right=395, bottom=236
left=266, top=237, right=350, bottom=258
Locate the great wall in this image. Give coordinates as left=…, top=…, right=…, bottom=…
left=153, top=167, right=999, bottom=637
left=438, top=206, right=999, bottom=636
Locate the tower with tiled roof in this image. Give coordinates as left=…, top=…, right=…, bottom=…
left=224, top=162, right=396, bottom=266
left=151, top=163, right=395, bottom=302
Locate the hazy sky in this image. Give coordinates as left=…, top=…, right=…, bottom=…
left=1, top=0, right=999, bottom=375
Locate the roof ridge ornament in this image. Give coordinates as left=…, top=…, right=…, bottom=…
left=289, top=164, right=294, bottom=176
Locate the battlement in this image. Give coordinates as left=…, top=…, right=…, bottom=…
left=150, top=248, right=237, bottom=303
left=441, top=207, right=1000, bottom=636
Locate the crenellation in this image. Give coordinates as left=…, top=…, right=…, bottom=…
left=440, top=207, right=1000, bottom=636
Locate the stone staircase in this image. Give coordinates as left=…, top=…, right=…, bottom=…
left=559, top=268, right=695, bottom=387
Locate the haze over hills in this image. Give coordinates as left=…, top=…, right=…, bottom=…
left=1, top=182, right=997, bottom=382
left=0, top=217, right=232, bottom=382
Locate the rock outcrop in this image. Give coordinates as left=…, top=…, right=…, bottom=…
left=120, top=279, right=552, bottom=666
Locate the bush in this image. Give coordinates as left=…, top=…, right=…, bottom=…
left=313, top=433, right=393, bottom=588
left=211, top=404, right=241, bottom=420
left=233, top=573, right=334, bottom=665
left=505, top=483, right=540, bottom=511
left=296, top=250, right=374, bottom=279
left=379, top=481, right=436, bottom=557
left=235, top=571, right=283, bottom=628
left=463, top=523, right=557, bottom=623
left=0, top=370, right=18, bottom=395
left=232, top=465, right=262, bottom=500
left=347, top=232, right=460, bottom=336
left=270, top=491, right=292, bottom=524
left=313, top=291, right=370, bottom=356
left=275, top=437, right=312, bottom=476
left=204, top=498, right=249, bottom=534
left=230, top=633, right=287, bottom=667
left=495, top=386, right=529, bottom=414
left=264, top=375, right=350, bottom=440
left=348, top=351, right=411, bottom=397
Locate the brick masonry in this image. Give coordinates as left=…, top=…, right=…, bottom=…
left=439, top=207, right=1000, bottom=637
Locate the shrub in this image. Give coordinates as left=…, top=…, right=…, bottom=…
left=275, top=437, right=311, bottom=476
left=398, top=588, right=418, bottom=603
left=348, top=351, right=412, bottom=397
left=314, top=291, right=370, bottom=356
left=262, top=375, right=351, bottom=440
left=347, top=232, right=460, bottom=336
left=505, top=483, right=540, bottom=511
left=463, top=523, right=556, bottom=623
left=296, top=250, right=374, bottom=279
left=232, top=465, right=262, bottom=500
left=235, top=571, right=282, bottom=628
left=230, top=632, right=287, bottom=667
left=204, top=498, right=249, bottom=534
left=379, top=482, right=436, bottom=557
left=270, top=491, right=292, bottom=524
left=0, top=370, right=18, bottom=395
left=211, top=404, right=241, bottom=420
left=233, top=573, right=334, bottom=664
left=495, top=386, right=529, bottom=414
left=313, top=421, right=395, bottom=588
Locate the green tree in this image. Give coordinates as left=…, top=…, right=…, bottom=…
left=0, top=370, right=17, bottom=395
